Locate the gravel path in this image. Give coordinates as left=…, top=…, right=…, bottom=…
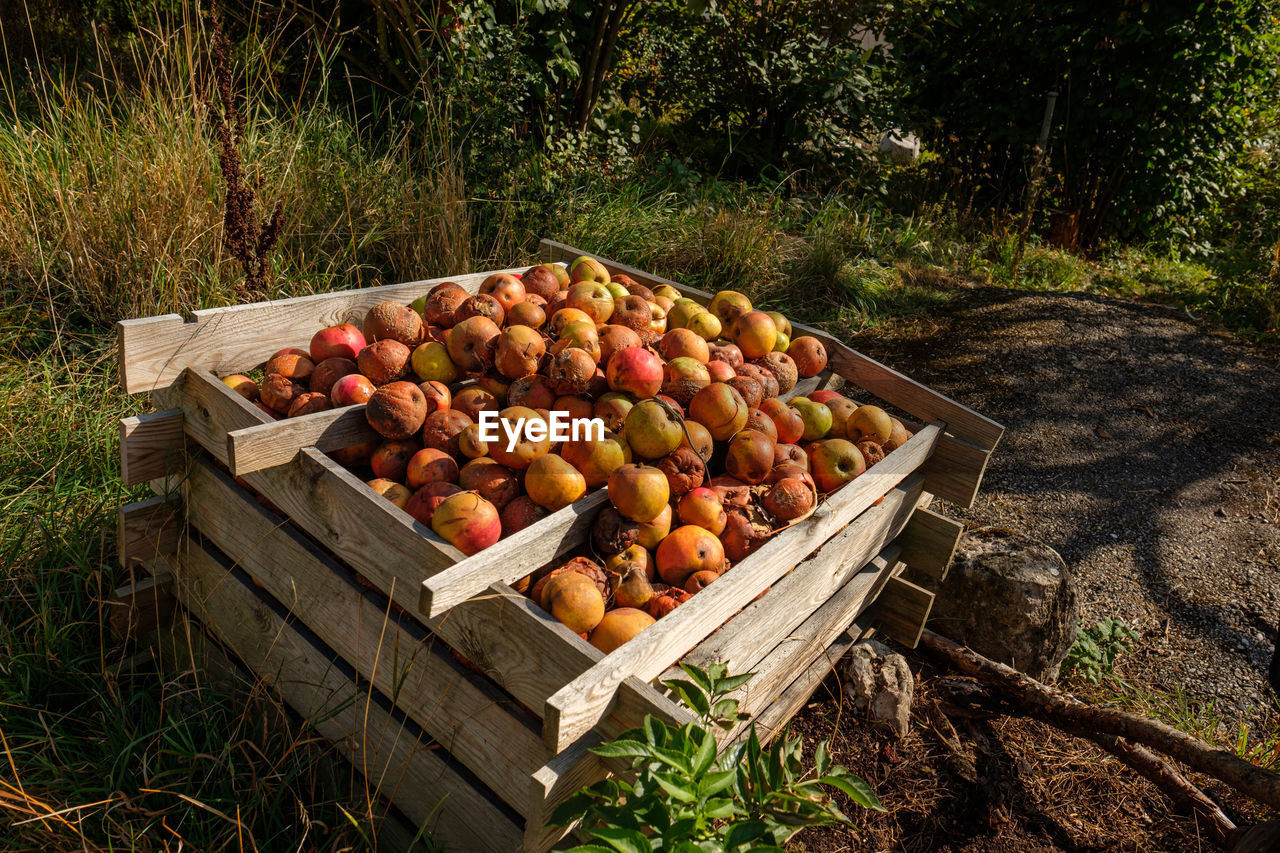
left=852, top=287, right=1280, bottom=725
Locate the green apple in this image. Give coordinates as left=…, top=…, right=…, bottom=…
left=788, top=397, right=833, bottom=441
left=685, top=310, right=722, bottom=341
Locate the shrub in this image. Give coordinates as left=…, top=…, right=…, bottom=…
left=551, top=663, right=884, bottom=850
left=890, top=0, right=1280, bottom=247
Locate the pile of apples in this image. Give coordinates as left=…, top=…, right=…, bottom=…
left=222, top=255, right=912, bottom=652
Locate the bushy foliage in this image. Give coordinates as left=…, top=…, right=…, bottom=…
left=636, top=0, right=896, bottom=180
left=890, top=0, right=1280, bottom=247
left=551, top=663, right=883, bottom=851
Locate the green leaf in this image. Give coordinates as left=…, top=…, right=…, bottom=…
left=547, top=790, right=597, bottom=826
left=662, top=817, right=698, bottom=843
left=653, top=772, right=698, bottom=802
left=653, top=746, right=694, bottom=775
left=644, top=715, right=667, bottom=747
left=588, top=827, right=651, bottom=853
left=703, top=797, right=737, bottom=819
left=692, top=728, right=717, bottom=777
left=667, top=680, right=712, bottom=717
left=722, top=820, right=769, bottom=851
left=715, top=672, right=756, bottom=692
left=712, top=698, right=741, bottom=720
left=678, top=663, right=714, bottom=694
left=815, top=740, right=830, bottom=777
left=591, top=739, right=655, bottom=759
left=701, top=769, right=738, bottom=796
left=822, top=773, right=886, bottom=812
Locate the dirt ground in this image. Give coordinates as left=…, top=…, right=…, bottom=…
left=790, top=286, right=1280, bottom=851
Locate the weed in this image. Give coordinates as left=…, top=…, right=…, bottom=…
left=1062, top=618, right=1141, bottom=685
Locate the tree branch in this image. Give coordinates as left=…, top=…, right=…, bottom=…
left=919, top=629, right=1280, bottom=816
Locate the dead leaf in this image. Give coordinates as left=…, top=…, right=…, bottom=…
left=1095, top=425, right=1113, bottom=439
left=1131, top=404, right=1156, bottom=418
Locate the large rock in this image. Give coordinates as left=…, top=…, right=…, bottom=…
left=842, top=639, right=914, bottom=737
left=930, top=526, right=1078, bottom=680
left=877, top=130, right=920, bottom=165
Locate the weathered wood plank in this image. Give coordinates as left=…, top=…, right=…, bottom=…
left=184, top=456, right=688, bottom=745
left=871, top=574, right=935, bottom=649
left=528, top=558, right=893, bottom=838
left=420, top=491, right=609, bottom=618
left=676, top=477, right=923, bottom=677
left=180, top=369, right=465, bottom=573
left=728, top=623, right=868, bottom=747
left=168, top=548, right=524, bottom=852
left=920, top=431, right=991, bottom=509
left=107, top=572, right=176, bottom=641
left=117, top=495, right=182, bottom=568
left=175, top=527, right=546, bottom=813
left=226, top=404, right=378, bottom=476
left=178, top=368, right=273, bottom=465
left=718, top=554, right=895, bottom=740
left=539, top=239, right=1004, bottom=452
left=896, top=505, right=964, bottom=581
left=117, top=267, right=522, bottom=395
left=542, top=422, right=943, bottom=752
left=527, top=550, right=903, bottom=844
left=120, top=409, right=186, bottom=486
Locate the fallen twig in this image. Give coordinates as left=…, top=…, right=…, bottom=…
left=1093, top=733, right=1236, bottom=849
left=918, top=628, right=1280, bottom=844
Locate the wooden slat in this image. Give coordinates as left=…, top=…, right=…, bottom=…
left=179, top=369, right=465, bottom=572
left=420, top=491, right=609, bottom=618
left=541, top=422, right=943, bottom=752
left=870, top=574, right=935, bottom=649
left=117, top=495, right=182, bottom=568
left=183, top=456, right=689, bottom=745
left=117, top=267, right=522, bottom=395
left=677, top=478, right=922, bottom=677
left=226, top=405, right=378, bottom=476
left=718, top=555, right=895, bottom=739
left=728, top=623, right=868, bottom=747
left=540, top=238, right=1004, bottom=452
left=120, top=409, right=185, bottom=486
left=175, top=528, right=546, bottom=813
left=167, top=549, right=524, bottom=852
left=895, top=506, right=964, bottom=581
left=107, top=573, right=176, bottom=641
left=920, top=431, right=991, bottom=509
left=176, top=368, right=274, bottom=465
left=528, top=550, right=905, bottom=844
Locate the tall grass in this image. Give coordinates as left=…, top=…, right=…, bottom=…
left=0, top=5, right=471, bottom=327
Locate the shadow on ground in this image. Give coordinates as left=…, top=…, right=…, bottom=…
left=850, top=287, right=1280, bottom=720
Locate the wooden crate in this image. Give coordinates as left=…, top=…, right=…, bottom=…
left=116, top=240, right=1001, bottom=851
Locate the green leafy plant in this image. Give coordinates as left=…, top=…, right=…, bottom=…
left=890, top=0, right=1280, bottom=247
left=1062, top=618, right=1141, bottom=684
left=550, top=663, right=883, bottom=851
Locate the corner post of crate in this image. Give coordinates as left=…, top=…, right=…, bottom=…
left=869, top=574, right=935, bottom=648
left=120, top=409, right=186, bottom=487
left=896, top=505, right=965, bottom=583
left=117, top=494, right=182, bottom=569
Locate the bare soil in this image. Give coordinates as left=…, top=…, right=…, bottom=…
left=790, top=286, right=1280, bottom=851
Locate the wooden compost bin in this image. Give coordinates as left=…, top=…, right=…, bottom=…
left=114, top=240, right=1003, bottom=852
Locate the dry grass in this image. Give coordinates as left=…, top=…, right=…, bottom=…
left=0, top=4, right=472, bottom=327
